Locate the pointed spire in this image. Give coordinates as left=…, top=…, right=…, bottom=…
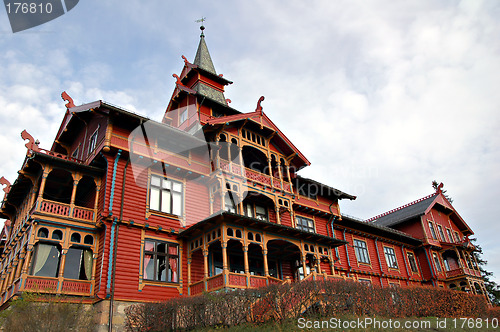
left=193, top=24, right=217, bottom=75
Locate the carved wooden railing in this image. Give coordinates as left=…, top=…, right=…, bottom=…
left=228, top=273, right=247, bottom=287
left=446, top=267, right=482, bottom=279
left=206, top=274, right=224, bottom=291
left=61, top=279, right=92, bottom=295
left=36, top=198, right=95, bottom=222
left=190, top=280, right=205, bottom=296
left=24, top=276, right=58, bottom=293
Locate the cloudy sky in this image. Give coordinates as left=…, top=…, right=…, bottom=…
left=1, top=1, right=499, bottom=281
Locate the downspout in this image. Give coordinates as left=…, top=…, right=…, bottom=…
left=342, top=229, right=350, bottom=277
left=108, top=150, right=122, bottom=215
left=97, top=153, right=109, bottom=295
left=423, top=248, right=436, bottom=287
left=374, top=238, right=384, bottom=286
left=109, top=153, right=130, bottom=332
left=328, top=202, right=340, bottom=262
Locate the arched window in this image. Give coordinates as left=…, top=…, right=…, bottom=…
left=64, top=247, right=93, bottom=280
left=84, top=235, right=94, bottom=245
left=227, top=228, right=234, bottom=237
left=42, top=169, right=73, bottom=204
left=71, top=233, right=81, bottom=243
left=52, top=230, right=63, bottom=240
left=37, top=228, right=49, bottom=238
left=30, top=243, right=61, bottom=278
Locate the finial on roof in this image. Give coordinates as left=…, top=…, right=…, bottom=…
left=436, top=182, right=444, bottom=193
left=256, top=96, right=265, bottom=113
left=195, top=17, right=207, bottom=37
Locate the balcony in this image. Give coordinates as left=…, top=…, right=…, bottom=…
left=34, top=198, right=96, bottom=223
left=445, top=267, right=481, bottom=279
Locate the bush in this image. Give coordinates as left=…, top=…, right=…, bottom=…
left=124, top=279, right=491, bottom=331
left=0, top=293, right=96, bottom=332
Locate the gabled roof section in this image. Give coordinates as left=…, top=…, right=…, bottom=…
left=367, top=194, right=437, bottom=226
left=339, top=214, right=422, bottom=246
left=193, top=34, right=217, bottom=75
left=368, top=191, right=473, bottom=236
left=205, top=110, right=311, bottom=168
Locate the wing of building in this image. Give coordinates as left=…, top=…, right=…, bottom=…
left=0, top=28, right=488, bottom=327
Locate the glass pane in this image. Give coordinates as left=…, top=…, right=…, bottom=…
left=172, top=192, right=182, bottom=216
left=151, top=176, right=161, bottom=187
left=161, top=190, right=171, bottom=213
left=144, top=240, right=155, bottom=252
left=162, top=179, right=171, bottom=189
left=169, top=257, right=178, bottom=282
left=256, top=206, right=266, bottom=215
left=168, top=245, right=178, bottom=255
left=64, top=248, right=82, bottom=279
left=157, top=242, right=167, bottom=254
left=172, top=182, right=182, bottom=192
left=150, top=188, right=160, bottom=210
left=143, top=254, right=154, bottom=280
left=33, top=244, right=60, bottom=278
left=157, top=256, right=167, bottom=281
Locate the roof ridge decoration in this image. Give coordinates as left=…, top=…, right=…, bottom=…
left=365, top=192, right=438, bottom=222
left=0, top=177, right=11, bottom=195
left=61, top=91, right=75, bottom=109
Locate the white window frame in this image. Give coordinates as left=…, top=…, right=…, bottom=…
left=88, top=127, right=99, bottom=154
left=149, top=175, right=183, bottom=216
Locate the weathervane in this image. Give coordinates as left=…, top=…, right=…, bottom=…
left=195, top=17, right=206, bottom=36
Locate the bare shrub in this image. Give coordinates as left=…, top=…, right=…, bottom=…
left=0, top=294, right=96, bottom=332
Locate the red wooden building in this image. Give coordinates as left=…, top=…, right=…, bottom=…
left=0, top=28, right=488, bottom=329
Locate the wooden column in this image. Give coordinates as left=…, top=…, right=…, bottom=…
left=243, top=245, right=249, bottom=288
left=202, top=249, right=209, bottom=291
left=302, top=254, right=307, bottom=279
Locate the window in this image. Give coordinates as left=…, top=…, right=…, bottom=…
left=446, top=229, right=453, bottom=242
left=244, top=202, right=267, bottom=221
left=384, top=247, right=398, bottom=269
left=149, top=175, right=183, bottom=216
left=454, top=232, right=460, bottom=243
left=433, top=253, right=442, bottom=272
left=428, top=222, right=437, bottom=240
left=443, top=257, right=451, bottom=271
left=296, top=216, right=315, bottom=233
left=407, top=252, right=418, bottom=273
left=64, top=247, right=93, bottom=280
left=30, top=243, right=61, bottom=278
left=437, top=225, right=445, bottom=241
left=143, top=240, right=179, bottom=282
left=72, top=145, right=80, bottom=159
left=88, top=128, right=98, bottom=154
left=179, top=109, right=188, bottom=124
left=353, top=239, right=370, bottom=264
left=224, top=192, right=237, bottom=213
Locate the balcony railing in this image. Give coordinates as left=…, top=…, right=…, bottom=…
left=219, top=160, right=292, bottom=193
left=23, top=276, right=93, bottom=296
left=189, top=271, right=347, bottom=295
left=445, top=267, right=482, bottom=279
left=35, top=198, right=95, bottom=223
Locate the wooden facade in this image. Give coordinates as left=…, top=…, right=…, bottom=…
left=0, top=31, right=488, bottom=324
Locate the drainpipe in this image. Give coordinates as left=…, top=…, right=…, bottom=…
left=374, top=238, right=384, bottom=286
left=108, top=153, right=130, bottom=332
left=423, top=248, right=436, bottom=287
left=328, top=203, right=340, bottom=262
left=342, top=229, right=350, bottom=277
left=108, top=150, right=122, bottom=215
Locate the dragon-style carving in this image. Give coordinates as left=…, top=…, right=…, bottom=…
left=0, top=176, right=11, bottom=195
left=173, top=74, right=184, bottom=86
left=436, top=182, right=444, bottom=193
left=61, top=91, right=75, bottom=109
left=21, top=130, right=40, bottom=153
left=256, top=96, right=265, bottom=113
left=226, top=99, right=232, bottom=104
left=181, top=55, right=191, bottom=66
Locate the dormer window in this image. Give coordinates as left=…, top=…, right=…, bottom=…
left=244, top=202, right=268, bottom=221
left=88, top=127, right=99, bottom=154
left=179, top=109, right=188, bottom=125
